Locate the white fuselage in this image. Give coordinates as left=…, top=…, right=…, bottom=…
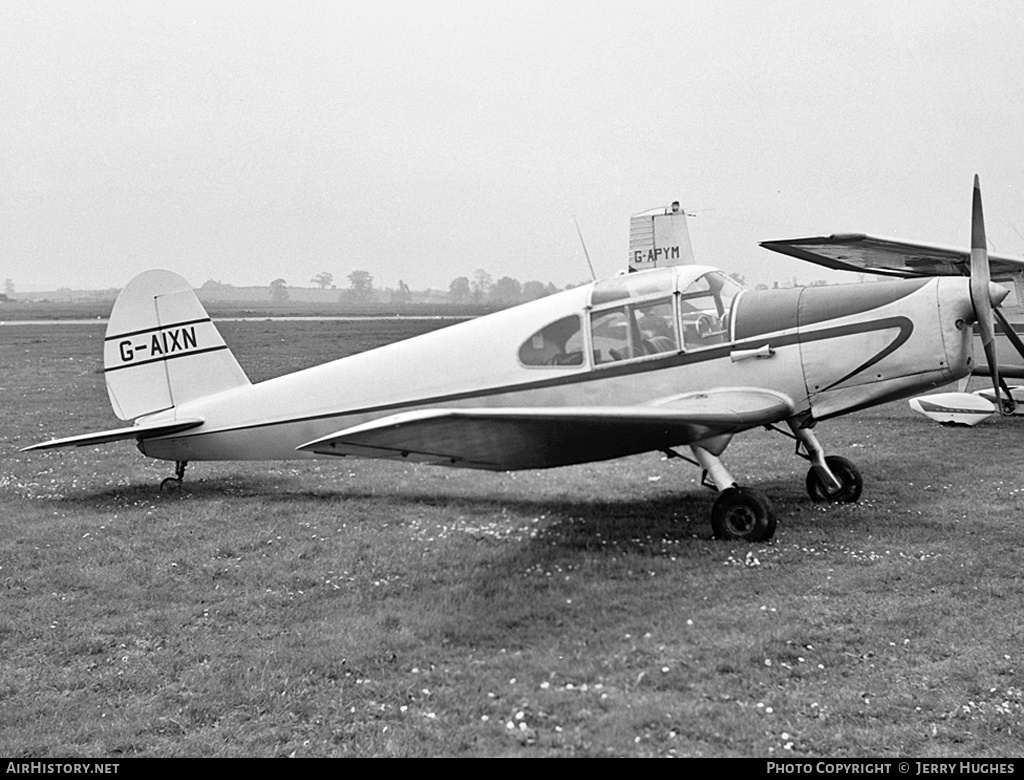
left=138, top=267, right=977, bottom=465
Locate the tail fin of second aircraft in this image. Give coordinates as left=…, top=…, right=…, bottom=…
left=103, top=269, right=251, bottom=421
left=628, top=201, right=697, bottom=272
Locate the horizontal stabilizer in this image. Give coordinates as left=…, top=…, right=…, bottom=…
left=297, top=390, right=793, bottom=471
left=21, top=418, right=204, bottom=452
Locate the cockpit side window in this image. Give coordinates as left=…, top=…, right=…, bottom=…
left=635, top=299, right=678, bottom=355
left=591, top=307, right=634, bottom=364
left=591, top=297, right=679, bottom=364
left=518, top=315, right=584, bottom=367
left=679, top=272, right=742, bottom=350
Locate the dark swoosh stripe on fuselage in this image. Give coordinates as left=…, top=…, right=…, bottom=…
left=813, top=316, right=914, bottom=392
left=164, top=316, right=915, bottom=441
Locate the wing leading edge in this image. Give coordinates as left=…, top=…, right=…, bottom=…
left=760, top=234, right=1024, bottom=280
left=296, top=389, right=795, bottom=471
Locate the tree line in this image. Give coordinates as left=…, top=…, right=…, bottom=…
left=261, top=269, right=577, bottom=305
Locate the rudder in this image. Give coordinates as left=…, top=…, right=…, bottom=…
left=103, top=269, right=250, bottom=420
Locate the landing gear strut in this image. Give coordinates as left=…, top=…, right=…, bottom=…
left=785, top=421, right=863, bottom=503
left=688, top=443, right=777, bottom=542
left=160, top=461, right=188, bottom=493
left=764, top=420, right=864, bottom=504
left=668, top=417, right=863, bottom=542
left=806, top=455, right=863, bottom=503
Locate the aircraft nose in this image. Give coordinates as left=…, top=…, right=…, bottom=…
left=989, top=281, right=1010, bottom=309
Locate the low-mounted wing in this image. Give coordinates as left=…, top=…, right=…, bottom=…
left=21, top=418, right=204, bottom=452
left=296, top=389, right=794, bottom=471
left=760, top=234, right=1024, bottom=280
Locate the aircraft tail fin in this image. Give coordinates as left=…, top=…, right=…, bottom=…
left=628, top=202, right=696, bottom=272
left=103, top=269, right=251, bottom=421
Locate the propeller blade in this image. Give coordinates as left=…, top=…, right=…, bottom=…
left=968, top=175, right=1009, bottom=413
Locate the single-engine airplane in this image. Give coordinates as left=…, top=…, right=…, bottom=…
left=22, top=178, right=1011, bottom=543
left=761, top=185, right=1024, bottom=426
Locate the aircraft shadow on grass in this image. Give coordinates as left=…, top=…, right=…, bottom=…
left=61, top=472, right=810, bottom=550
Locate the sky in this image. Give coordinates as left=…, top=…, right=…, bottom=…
left=3, top=0, right=1024, bottom=293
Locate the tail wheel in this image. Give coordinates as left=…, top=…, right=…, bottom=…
left=159, top=461, right=188, bottom=494
left=711, top=487, right=776, bottom=542
left=806, top=455, right=863, bottom=503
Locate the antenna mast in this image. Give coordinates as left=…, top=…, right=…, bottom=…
left=573, top=214, right=598, bottom=281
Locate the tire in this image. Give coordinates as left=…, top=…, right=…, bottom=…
left=806, top=455, right=863, bottom=503
left=711, top=487, right=777, bottom=542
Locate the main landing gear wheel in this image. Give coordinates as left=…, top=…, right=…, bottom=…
left=711, top=487, right=777, bottom=542
left=806, top=455, right=863, bottom=503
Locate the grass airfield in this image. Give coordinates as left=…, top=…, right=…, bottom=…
left=2, top=317, right=1024, bottom=757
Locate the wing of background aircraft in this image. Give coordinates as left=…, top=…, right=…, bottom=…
left=297, top=388, right=794, bottom=471
left=760, top=234, right=1024, bottom=280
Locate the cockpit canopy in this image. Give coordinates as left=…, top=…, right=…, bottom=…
left=518, top=268, right=744, bottom=368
